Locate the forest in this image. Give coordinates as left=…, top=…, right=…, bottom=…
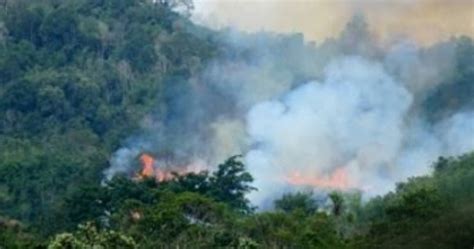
left=0, top=0, right=473, bottom=248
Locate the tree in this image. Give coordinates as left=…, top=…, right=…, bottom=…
left=209, top=155, right=256, bottom=213
left=0, top=217, right=40, bottom=248
left=329, top=191, right=344, bottom=217
left=166, top=170, right=211, bottom=194
left=48, top=222, right=137, bottom=249
left=274, top=191, right=318, bottom=215
left=338, top=13, right=378, bottom=57
left=119, top=25, right=157, bottom=72
left=433, top=156, right=450, bottom=172
left=386, top=187, right=442, bottom=221
left=129, top=191, right=236, bottom=248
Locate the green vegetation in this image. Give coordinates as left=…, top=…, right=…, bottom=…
left=0, top=0, right=216, bottom=237
left=48, top=223, right=137, bottom=249
left=350, top=154, right=474, bottom=249
left=0, top=0, right=473, bottom=248
left=43, top=153, right=474, bottom=248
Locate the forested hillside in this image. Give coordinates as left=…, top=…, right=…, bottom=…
left=0, top=0, right=217, bottom=237
left=0, top=0, right=473, bottom=248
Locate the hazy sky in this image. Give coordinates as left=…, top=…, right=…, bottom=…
left=192, top=0, right=474, bottom=45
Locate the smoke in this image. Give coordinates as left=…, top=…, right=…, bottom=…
left=244, top=56, right=474, bottom=205
left=193, top=0, right=474, bottom=45
left=436, top=112, right=474, bottom=155
left=245, top=57, right=412, bottom=204
left=104, top=14, right=474, bottom=207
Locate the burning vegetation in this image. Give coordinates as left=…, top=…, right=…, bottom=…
left=1, top=0, right=473, bottom=248
left=135, top=153, right=170, bottom=181
left=285, top=167, right=352, bottom=190
left=136, top=152, right=353, bottom=191
left=138, top=154, right=155, bottom=178
left=135, top=153, right=198, bottom=182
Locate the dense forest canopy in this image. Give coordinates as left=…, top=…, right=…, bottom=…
left=0, top=0, right=473, bottom=248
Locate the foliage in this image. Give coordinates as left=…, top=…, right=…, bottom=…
left=351, top=153, right=474, bottom=249
left=48, top=222, right=137, bottom=249
left=208, top=155, right=256, bottom=213
left=329, top=191, right=345, bottom=217
left=0, top=0, right=216, bottom=237
left=0, top=216, right=41, bottom=249
left=47, top=152, right=474, bottom=248
left=0, top=0, right=473, bottom=248
left=274, top=191, right=318, bottom=215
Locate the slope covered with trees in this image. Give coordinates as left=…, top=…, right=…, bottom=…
left=0, top=0, right=217, bottom=237
left=41, top=153, right=474, bottom=248
left=0, top=0, right=473, bottom=248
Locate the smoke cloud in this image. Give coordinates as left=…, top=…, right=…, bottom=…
left=104, top=14, right=474, bottom=208
left=193, top=0, right=474, bottom=45
left=245, top=57, right=412, bottom=204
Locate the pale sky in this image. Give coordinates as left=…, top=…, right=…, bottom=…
left=192, top=0, right=474, bottom=45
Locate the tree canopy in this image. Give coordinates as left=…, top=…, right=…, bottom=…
left=0, top=0, right=473, bottom=248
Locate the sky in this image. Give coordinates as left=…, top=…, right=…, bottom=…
left=192, top=0, right=474, bottom=45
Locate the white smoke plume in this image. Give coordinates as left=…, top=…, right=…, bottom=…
left=244, top=56, right=474, bottom=206
left=245, top=57, right=412, bottom=204
left=104, top=15, right=474, bottom=208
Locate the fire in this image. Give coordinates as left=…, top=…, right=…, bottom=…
left=139, top=153, right=155, bottom=178
left=154, top=168, right=174, bottom=182
left=285, top=167, right=351, bottom=189
left=136, top=153, right=196, bottom=182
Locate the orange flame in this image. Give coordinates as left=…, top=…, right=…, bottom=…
left=139, top=153, right=155, bottom=178
left=155, top=168, right=174, bottom=182
left=285, top=167, right=351, bottom=189
left=137, top=153, right=192, bottom=182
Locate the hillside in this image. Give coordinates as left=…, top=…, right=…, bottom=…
left=0, top=1, right=473, bottom=248
left=0, top=0, right=217, bottom=236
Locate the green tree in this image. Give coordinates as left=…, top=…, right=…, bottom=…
left=274, top=191, right=318, bottom=215
left=386, top=187, right=443, bottom=221
left=209, top=155, right=256, bottom=213
left=48, top=222, right=137, bottom=249
left=329, top=191, right=344, bottom=217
